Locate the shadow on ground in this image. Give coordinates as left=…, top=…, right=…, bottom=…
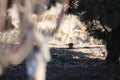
left=0, top=47, right=120, bottom=80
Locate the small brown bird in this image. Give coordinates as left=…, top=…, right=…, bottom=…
left=68, top=43, right=74, bottom=49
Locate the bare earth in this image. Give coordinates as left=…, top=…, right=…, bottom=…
left=0, top=44, right=120, bottom=80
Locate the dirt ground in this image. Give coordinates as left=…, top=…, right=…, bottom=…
left=0, top=44, right=120, bottom=80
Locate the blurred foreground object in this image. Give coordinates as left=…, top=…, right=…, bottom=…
left=0, top=0, right=69, bottom=80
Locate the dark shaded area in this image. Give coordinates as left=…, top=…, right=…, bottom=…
left=1, top=47, right=120, bottom=80
left=0, top=63, right=27, bottom=80
left=2, top=0, right=15, bottom=31
left=47, top=0, right=56, bottom=9
left=67, top=0, right=120, bottom=30
left=67, top=0, right=120, bottom=64
left=7, top=0, right=14, bottom=9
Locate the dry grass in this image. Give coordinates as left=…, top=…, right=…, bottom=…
left=36, top=5, right=88, bottom=45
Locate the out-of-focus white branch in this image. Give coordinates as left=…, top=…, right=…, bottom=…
left=0, top=0, right=70, bottom=80
left=17, top=0, right=51, bottom=80
left=21, top=0, right=70, bottom=79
